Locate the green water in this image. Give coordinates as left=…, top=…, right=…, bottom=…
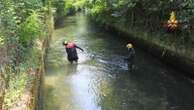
left=43, top=14, right=194, bottom=110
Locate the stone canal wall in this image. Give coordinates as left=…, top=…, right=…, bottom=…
left=2, top=11, right=54, bottom=110
left=100, top=22, right=194, bottom=76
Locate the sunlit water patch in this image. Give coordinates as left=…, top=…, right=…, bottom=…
left=43, top=13, right=194, bottom=110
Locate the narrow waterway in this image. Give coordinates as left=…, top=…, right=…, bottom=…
left=43, top=14, right=194, bottom=110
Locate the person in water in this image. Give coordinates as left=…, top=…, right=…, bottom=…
left=63, top=41, right=84, bottom=63
left=126, top=43, right=135, bottom=70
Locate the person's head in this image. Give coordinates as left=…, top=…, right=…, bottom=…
left=63, top=41, right=68, bottom=46
left=126, top=43, right=133, bottom=49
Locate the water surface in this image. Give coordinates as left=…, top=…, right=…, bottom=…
left=44, top=14, right=194, bottom=110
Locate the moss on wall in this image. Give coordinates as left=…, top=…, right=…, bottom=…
left=101, top=21, right=194, bottom=76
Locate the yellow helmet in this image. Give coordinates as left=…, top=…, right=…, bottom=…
left=63, top=41, right=68, bottom=45
left=126, top=43, right=133, bottom=48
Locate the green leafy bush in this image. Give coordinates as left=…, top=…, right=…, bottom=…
left=3, top=69, right=27, bottom=109
left=19, top=11, right=43, bottom=47
left=73, top=0, right=87, bottom=10
left=84, top=0, right=194, bottom=44
left=0, top=0, right=48, bottom=109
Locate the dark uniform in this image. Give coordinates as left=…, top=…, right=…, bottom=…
left=126, top=43, right=135, bottom=71
left=66, top=47, right=78, bottom=62
left=64, top=42, right=83, bottom=63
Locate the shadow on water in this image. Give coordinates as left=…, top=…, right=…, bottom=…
left=43, top=13, right=194, bottom=110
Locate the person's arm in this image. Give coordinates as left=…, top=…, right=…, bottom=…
left=75, top=45, right=84, bottom=51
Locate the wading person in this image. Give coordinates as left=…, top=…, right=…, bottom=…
left=126, top=43, right=135, bottom=71
left=63, top=41, right=84, bottom=64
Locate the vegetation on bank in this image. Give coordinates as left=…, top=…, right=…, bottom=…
left=53, top=0, right=86, bottom=26
left=81, top=0, right=194, bottom=56
left=1, top=0, right=194, bottom=109
left=0, top=0, right=51, bottom=109
left=0, top=0, right=83, bottom=109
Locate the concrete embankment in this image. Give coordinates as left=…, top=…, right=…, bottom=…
left=29, top=14, right=54, bottom=110
left=6, top=13, right=54, bottom=110
left=101, top=22, right=194, bottom=76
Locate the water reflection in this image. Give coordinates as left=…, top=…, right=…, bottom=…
left=43, top=13, right=194, bottom=110
left=71, top=65, right=102, bottom=110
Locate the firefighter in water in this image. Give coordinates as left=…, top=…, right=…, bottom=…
left=63, top=41, right=84, bottom=64
left=126, top=43, right=135, bottom=71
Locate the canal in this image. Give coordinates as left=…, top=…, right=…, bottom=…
left=43, top=14, right=194, bottom=110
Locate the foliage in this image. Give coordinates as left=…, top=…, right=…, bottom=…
left=65, top=0, right=74, bottom=11
left=73, top=0, right=87, bottom=10
left=0, top=0, right=21, bottom=70
left=90, top=0, right=107, bottom=15
left=1, top=38, right=43, bottom=110
left=0, top=0, right=45, bottom=63
left=12, top=0, right=43, bottom=22
left=3, top=70, right=27, bottom=109
left=19, top=11, right=43, bottom=46
left=3, top=39, right=42, bottom=109
left=84, top=0, right=194, bottom=44
left=53, top=0, right=66, bottom=18
left=0, top=0, right=49, bottom=109
left=53, top=0, right=77, bottom=17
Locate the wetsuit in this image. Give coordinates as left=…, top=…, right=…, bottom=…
left=127, top=48, right=135, bottom=70
left=65, top=42, right=83, bottom=63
